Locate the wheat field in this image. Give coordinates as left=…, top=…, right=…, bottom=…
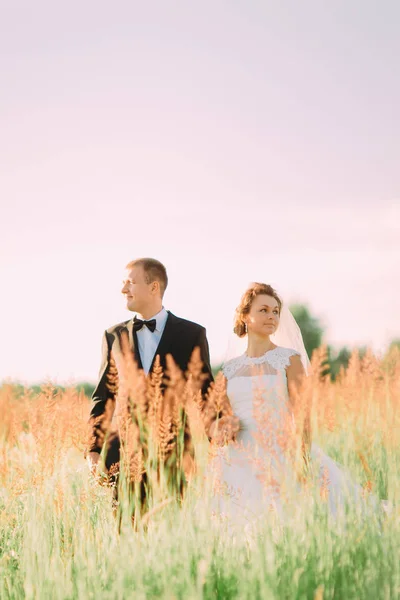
left=1, top=347, right=400, bottom=600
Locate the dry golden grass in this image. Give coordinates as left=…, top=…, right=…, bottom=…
left=1, top=345, right=399, bottom=506
left=1, top=347, right=400, bottom=599
left=0, top=383, right=88, bottom=495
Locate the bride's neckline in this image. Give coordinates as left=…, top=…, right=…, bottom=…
left=243, top=346, right=279, bottom=362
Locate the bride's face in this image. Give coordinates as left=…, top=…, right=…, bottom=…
left=245, top=294, right=280, bottom=337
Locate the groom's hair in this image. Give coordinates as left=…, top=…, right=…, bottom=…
left=125, top=258, right=168, bottom=297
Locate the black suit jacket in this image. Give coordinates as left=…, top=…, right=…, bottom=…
left=87, top=311, right=214, bottom=455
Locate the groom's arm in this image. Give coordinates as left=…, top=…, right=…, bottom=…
left=195, top=326, right=214, bottom=397
left=85, top=331, right=118, bottom=457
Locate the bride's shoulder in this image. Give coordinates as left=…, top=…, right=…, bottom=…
left=221, top=354, right=245, bottom=380
left=269, top=346, right=301, bottom=369
left=221, top=347, right=301, bottom=379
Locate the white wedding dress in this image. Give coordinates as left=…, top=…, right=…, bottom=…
left=211, top=346, right=381, bottom=522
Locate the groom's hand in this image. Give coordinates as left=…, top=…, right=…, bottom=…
left=209, top=416, right=240, bottom=446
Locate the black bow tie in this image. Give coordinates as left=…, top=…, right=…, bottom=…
left=133, top=317, right=157, bottom=333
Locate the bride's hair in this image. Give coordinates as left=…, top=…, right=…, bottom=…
left=233, top=283, right=282, bottom=338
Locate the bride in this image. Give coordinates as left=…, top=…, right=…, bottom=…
left=209, top=282, right=384, bottom=521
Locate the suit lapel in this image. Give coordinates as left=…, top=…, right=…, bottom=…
left=148, top=311, right=178, bottom=373
left=126, top=319, right=143, bottom=370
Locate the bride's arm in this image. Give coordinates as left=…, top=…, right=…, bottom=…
left=286, top=354, right=311, bottom=459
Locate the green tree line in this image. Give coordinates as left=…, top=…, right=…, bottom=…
left=2, top=307, right=399, bottom=398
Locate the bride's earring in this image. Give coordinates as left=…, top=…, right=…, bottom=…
left=244, top=322, right=247, bottom=334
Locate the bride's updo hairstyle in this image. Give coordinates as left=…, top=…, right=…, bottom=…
left=233, top=283, right=282, bottom=338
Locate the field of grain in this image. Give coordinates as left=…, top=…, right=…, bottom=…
left=1, top=347, right=400, bottom=599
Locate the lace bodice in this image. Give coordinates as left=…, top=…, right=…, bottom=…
left=222, top=346, right=300, bottom=380
left=220, top=347, right=300, bottom=440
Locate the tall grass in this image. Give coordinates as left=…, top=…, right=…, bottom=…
left=1, top=346, right=400, bottom=599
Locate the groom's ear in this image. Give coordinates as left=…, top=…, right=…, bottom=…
left=151, top=280, right=161, bottom=296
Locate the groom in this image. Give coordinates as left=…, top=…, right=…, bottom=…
left=86, top=257, right=227, bottom=485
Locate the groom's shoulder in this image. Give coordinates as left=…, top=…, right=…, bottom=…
left=168, top=312, right=206, bottom=335
left=104, top=318, right=131, bottom=336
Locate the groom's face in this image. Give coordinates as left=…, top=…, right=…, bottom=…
left=121, top=266, right=153, bottom=313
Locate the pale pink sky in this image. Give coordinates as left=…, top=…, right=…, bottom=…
left=1, top=1, right=399, bottom=383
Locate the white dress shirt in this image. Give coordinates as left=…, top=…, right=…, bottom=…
left=135, top=307, right=169, bottom=374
